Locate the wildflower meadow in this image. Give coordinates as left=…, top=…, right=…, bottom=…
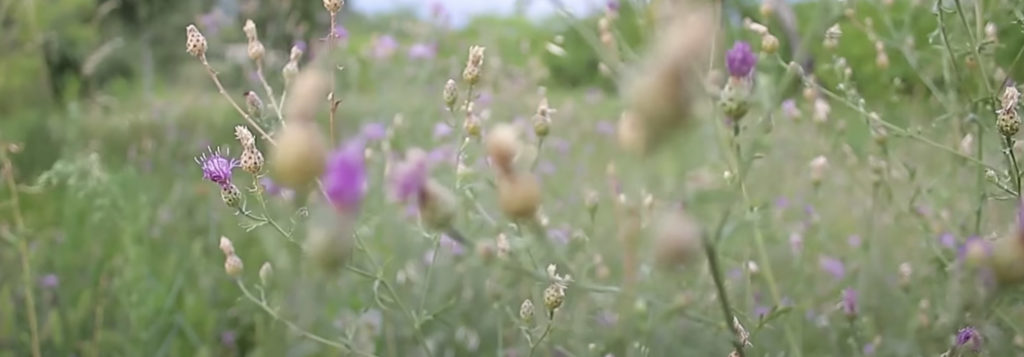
left=8, top=0, right=1024, bottom=355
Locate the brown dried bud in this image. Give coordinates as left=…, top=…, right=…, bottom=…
left=323, top=0, right=344, bottom=14
left=185, top=24, right=207, bottom=58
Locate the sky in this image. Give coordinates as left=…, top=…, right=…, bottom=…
left=351, top=0, right=602, bottom=26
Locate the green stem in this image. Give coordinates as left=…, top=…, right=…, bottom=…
left=703, top=232, right=747, bottom=357
left=527, top=313, right=555, bottom=357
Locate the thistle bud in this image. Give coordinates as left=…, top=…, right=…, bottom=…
left=282, top=46, right=304, bottom=85
left=443, top=79, right=458, bottom=110
left=990, top=234, right=1024, bottom=285
left=809, top=155, right=828, bottom=185
left=985, top=22, right=998, bottom=43
left=185, top=25, right=207, bottom=58
left=653, top=207, right=703, bottom=268
left=519, top=299, right=535, bottom=324
left=419, top=180, right=458, bottom=231
left=259, top=262, right=273, bottom=286
left=270, top=122, right=328, bottom=190
left=464, top=113, right=481, bottom=138
left=719, top=78, right=752, bottom=121
left=243, top=20, right=265, bottom=62
left=824, top=24, right=842, bottom=50
left=760, top=34, right=779, bottom=55
left=543, top=283, right=565, bottom=314
left=497, top=172, right=542, bottom=220
left=243, top=91, right=264, bottom=119
left=533, top=97, right=554, bottom=138
left=219, top=236, right=235, bottom=256
left=240, top=147, right=264, bottom=175
left=221, top=183, right=242, bottom=208
left=224, top=254, right=244, bottom=278
left=486, top=124, right=520, bottom=174
left=997, top=110, right=1020, bottom=137
left=875, top=52, right=890, bottom=70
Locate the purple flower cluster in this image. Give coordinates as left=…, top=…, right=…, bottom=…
left=956, top=326, right=981, bottom=351
left=725, top=41, right=757, bottom=78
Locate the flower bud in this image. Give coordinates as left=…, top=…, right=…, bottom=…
left=997, top=110, right=1020, bottom=137
left=875, top=51, right=890, bottom=70
left=259, top=262, right=273, bottom=286
left=243, top=20, right=265, bottom=62
left=497, top=172, right=542, bottom=220
left=323, top=0, right=343, bottom=14
left=240, top=147, right=264, bottom=175
left=761, top=34, right=779, bottom=54
left=809, top=155, right=828, bottom=185
left=543, top=283, right=565, bottom=313
left=270, top=122, right=328, bottom=190
left=221, top=184, right=242, bottom=208
left=219, top=236, right=235, bottom=256
left=225, top=254, right=244, bottom=277
left=462, top=46, right=486, bottom=85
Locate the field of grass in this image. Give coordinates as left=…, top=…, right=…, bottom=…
left=6, top=0, right=1024, bottom=356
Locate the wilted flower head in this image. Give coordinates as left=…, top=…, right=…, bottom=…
left=725, top=41, right=757, bottom=78
left=196, top=147, right=238, bottom=187
left=323, top=139, right=367, bottom=213
left=956, top=326, right=981, bottom=351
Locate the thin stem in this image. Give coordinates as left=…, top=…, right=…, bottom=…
left=327, top=12, right=339, bottom=144
left=531, top=137, right=545, bottom=172
left=240, top=209, right=294, bottom=243
left=527, top=314, right=555, bottom=357
left=418, top=233, right=441, bottom=313
left=703, top=233, right=746, bottom=357
left=198, top=56, right=276, bottom=145
left=236, top=280, right=375, bottom=356
left=2, top=150, right=40, bottom=357
left=255, top=62, right=284, bottom=123
left=1005, top=136, right=1021, bottom=196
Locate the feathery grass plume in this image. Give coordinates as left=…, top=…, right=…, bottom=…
left=620, top=3, right=715, bottom=155
left=271, top=64, right=330, bottom=190
left=185, top=24, right=207, bottom=58
left=653, top=206, right=703, bottom=268
left=242, top=19, right=265, bottom=63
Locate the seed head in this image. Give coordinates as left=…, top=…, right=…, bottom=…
left=519, top=299, right=535, bottom=324
left=235, top=125, right=257, bottom=149
left=259, top=262, right=273, bottom=286
left=323, top=0, right=344, bottom=14
left=270, top=122, right=328, bottom=190
left=997, top=110, right=1020, bottom=137
left=543, top=283, right=565, bottom=314
left=443, top=79, right=458, bottom=109
left=462, top=46, right=486, bottom=85
left=733, top=317, right=751, bottom=347
left=464, top=111, right=482, bottom=138
left=224, top=254, right=244, bottom=277
left=185, top=24, right=207, bottom=58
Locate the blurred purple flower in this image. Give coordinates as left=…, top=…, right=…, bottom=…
left=725, top=41, right=757, bottom=78
left=939, top=232, right=956, bottom=248
left=323, top=139, right=367, bottom=213
left=789, top=232, right=803, bottom=255
left=819, top=255, right=846, bottom=279
left=863, top=342, right=877, bottom=355
left=195, top=147, right=237, bottom=187
left=389, top=150, right=430, bottom=203
left=548, top=137, right=571, bottom=155
left=198, top=10, right=226, bottom=37
left=538, top=161, right=557, bottom=175
left=595, top=120, right=615, bottom=136
left=433, top=122, right=453, bottom=140
left=332, top=25, right=349, bottom=41
left=774, top=197, right=790, bottom=210
left=841, top=289, right=858, bottom=317
left=956, top=326, right=981, bottom=351
left=848, top=235, right=862, bottom=248
left=361, top=122, right=388, bottom=141
left=754, top=305, right=771, bottom=319
left=476, top=91, right=494, bottom=108
left=782, top=99, right=800, bottom=119
left=407, top=42, right=437, bottom=60
left=294, top=41, right=308, bottom=53
left=220, top=330, right=237, bottom=346
left=958, top=236, right=991, bottom=262
left=260, top=177, right=281, bottom=196
left=39, top=274, right=59, bottom=289
left=606, top=0, right=620, bottom=13
left=440, top=234, right=465, bottom=255
left=371, top=35, right=398, bottom=59
left=548, top=227, right=570, bottom=245
left=596, top=310, right=619, bottom=327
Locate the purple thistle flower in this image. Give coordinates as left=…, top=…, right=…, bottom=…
left=332, top=26, right=349, bottom=41
left=433, top=122, right=453, bottom=140
left=389, top=149, right=430, bottom=204
left=294, top=41, right=308, bottom=53
left=725, top=41, right=757, bottom=78
left=841, top=288, right=858, bottom=318
left=371, top=35, right=398, bottom=59
left=939, top=232, right=956, bottom=248
left=220, top=330, right=237, bottom=347
left=819, top=255, right=846, bottom=279
left=848, top=235, right=862, bottom=248
left=407, top=42, right=437, bottom=60
left=323, top=139, right=367, bottom=213
left=195, top=147, right=238, bottom=187
left=956, top=326, right=981, bottom=351
left=606, top=0, right=620, bottom=13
